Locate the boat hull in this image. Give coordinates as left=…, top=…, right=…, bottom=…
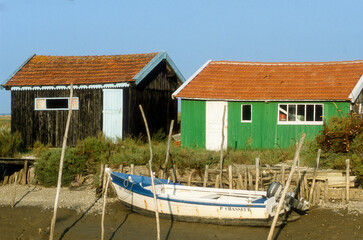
left=109, top=171, right=287, bottom=226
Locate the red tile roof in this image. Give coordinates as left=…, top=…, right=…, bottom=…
left=174, top=60, right=363, bottom=101
left=5, top=53, right=158, bottom=87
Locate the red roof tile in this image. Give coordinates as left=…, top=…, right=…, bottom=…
left=5, top=53, right=158, bottom=87
left=174, top=60, right=363, bottom=101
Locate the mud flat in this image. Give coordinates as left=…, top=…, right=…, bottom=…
left=0, top=185, right=362, bottom=240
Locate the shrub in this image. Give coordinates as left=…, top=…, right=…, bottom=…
left=35, top=148, right=87, bottom=187
left=316, top=114, right=363, bottom=153
left=74, top=133, right=114, bottom=174
left=0, top=130, right=23, bottom=157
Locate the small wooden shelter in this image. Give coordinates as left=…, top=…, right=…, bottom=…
left=173, top=60, right=363, bottom=150
left=4, top=51, right=184, bottom=147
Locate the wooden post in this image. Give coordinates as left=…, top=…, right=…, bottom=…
left=131, top=164, right=134, bottom=175
left=172, top=165, right=177, bottom=183
left=102, top=165, right=108, bottom=195
left=244, top=166, right=248, bottom=190
left=11, top=173, right=18, bottom=207
left=281, top=165, right=285, bottom=186
left=324, top=180, right=329, bottom=203
left=237, top=173, right=243, bottom=190
left=101, top=174, right=110, bottom=240
left=248, top=170, right=253, bottom=190
left=215, top=175, right=220, bottom=188
left=139, top=105, right=160, bottom=240
left=163, top=120, right=174, bottom=179
left=255, top=157, right=259, bottom=191
left=187, top=170, right=194, bottom=186
left=228, top=165, right=233, bottom=189
left=203, top=165, right=209, bottom=188
left=99, top=164, right=104, bottom=189
left=346, top=159, right=350, bottom=203
left=22, top=160, right=28, bottom=185
left=119, top=164, right=123, bottom=173
left=219, top=106, right=226, bottom=188
left=267, top=134, right=305, bottom=240
left=308, top=149, right=321, bottom=207
left=304, top=175, right=309, bottom=199
left=49, top=84, right=73, bottom=240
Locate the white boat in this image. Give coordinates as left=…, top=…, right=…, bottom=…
left=107, top=170, right=308, bottom=226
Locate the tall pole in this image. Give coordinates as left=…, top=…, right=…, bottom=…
left=139, top=105, right=160, bottom=240
left=49, top=84, right=73, bottom=240
left=219, top=105, right=226, bottom=188
left=267, top=133, right=305, bottom=240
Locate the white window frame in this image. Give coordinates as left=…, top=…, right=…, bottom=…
left=241, top=104, right=252, bottom=123
left=277, top=103, right=324, bottom=125
left=35, top=97, right=79, bottom=111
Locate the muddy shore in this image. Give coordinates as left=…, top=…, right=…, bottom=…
left=0, top=185, right=362, bottom=240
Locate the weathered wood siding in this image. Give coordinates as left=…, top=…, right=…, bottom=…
left=126, top=60, right=179, bottom=136
left=11, top=89, right=103, bottom=147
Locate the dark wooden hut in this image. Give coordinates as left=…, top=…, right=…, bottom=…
left=3, top=51, right=184, bottom=147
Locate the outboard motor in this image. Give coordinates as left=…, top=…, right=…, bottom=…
left=267, top=182, right=283, bottom=199
left=267, top=182, right=309, bottom=212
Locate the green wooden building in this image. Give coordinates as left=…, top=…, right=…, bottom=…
left=172, top=60, right=363, bottom=150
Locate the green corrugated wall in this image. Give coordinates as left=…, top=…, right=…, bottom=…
left=181, top=100, right=350, bottom=149
left=228, top=101, right=350, bottom=149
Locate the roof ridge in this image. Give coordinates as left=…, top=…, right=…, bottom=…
left=34, top=52, right=159, bottom=58
left=212, top=60, right=363, bottom=66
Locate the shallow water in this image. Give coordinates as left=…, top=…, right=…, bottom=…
left=0, top=202, right=362, bottom=240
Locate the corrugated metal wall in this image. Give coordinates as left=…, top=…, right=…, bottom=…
left=181, top=100, right=350, bottom=149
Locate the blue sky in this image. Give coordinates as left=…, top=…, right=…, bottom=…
left=1, top=0, right=363, bottom=114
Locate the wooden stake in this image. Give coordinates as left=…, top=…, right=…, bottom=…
left=304, top=175, right=309, bottom=199
left=228, top=165, right=233, bottom=189
left=163, top=120, right=174, bottom=179
left=49, top=84, right=73, bottom=240
left=131, top=164, right=134, bottom=175
left=187, top=170, right=194, bottom=186
left=119, top=164, right=123, bottom=173
left=139, top=105, right=160, bottom=240
left=346, top=159, right=350, bottom=203
left=267, top=133, right=305, bottom=240
left=255, top=157, right=260, bottom=191
left=22, top=160, right=28, bottom=185
left=102, top=165, right=107, bottom=195
left=237, top=173, right=243, bottom=190
left=203, top=165, right=209, bottom=188
left=219, top=105, right=226, bottom=188
left=101, top=174, right=110, bottom=240
left=324, top=180, right=329, bottom=203
left=11, top=173, right=18, bottom=207
left=248, top=170, right=253, bottom=190
left=215, top=174, right=220, bottom=188
left=99, top=164, right=104, bottom=189
left=308, top=149, right=321, bottom=207
left=244, top=166, right=248, bottom=190
left=281, top=165, right=285, bottom=186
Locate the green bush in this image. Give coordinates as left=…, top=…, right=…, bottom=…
left=74, top=133, right=114, bottom=174
left=0, top=129, right=23, bottom=157
left=316, top=115, right=363, bottom=153
left=35, top=148, right=87, bottom=187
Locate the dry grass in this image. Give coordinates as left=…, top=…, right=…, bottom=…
left=0, top=115, right=10, bottom=130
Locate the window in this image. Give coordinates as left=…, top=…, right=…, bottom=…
left=278, top=104, right=323, bottom=124
left=241, top=104, right=252, bottom=122
left=35, top=97, right=79, bottom=111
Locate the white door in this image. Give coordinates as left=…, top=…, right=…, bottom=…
left=206, top=101, right=228, bottom=151
left=103, top=89, right=123, bottom=140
